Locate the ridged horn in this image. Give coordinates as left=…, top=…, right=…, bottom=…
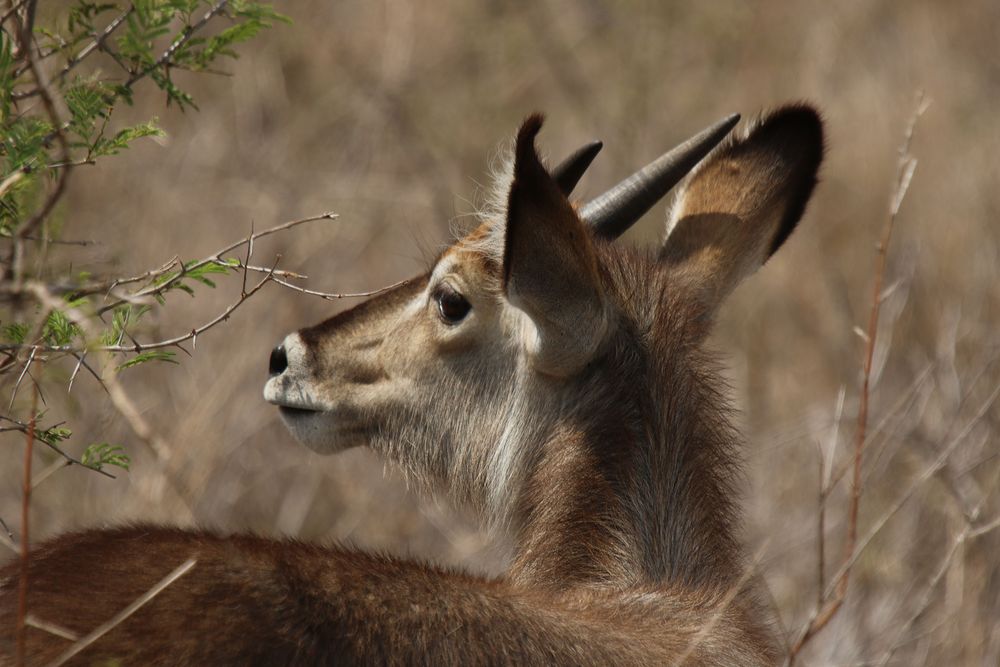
left=551, top=140, right=603, bottom=195
left=580, top=113, right=740, bottom=239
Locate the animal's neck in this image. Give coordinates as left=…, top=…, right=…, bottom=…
left=507, top=352, right=743, bottom=591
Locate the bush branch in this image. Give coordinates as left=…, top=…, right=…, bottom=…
left=784, top=92, right=929, bottom=664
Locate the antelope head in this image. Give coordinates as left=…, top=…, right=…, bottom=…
left=264, top=107, right=824, bottom=562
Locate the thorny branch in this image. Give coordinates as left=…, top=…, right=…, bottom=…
left=1, top=0, right=246, bottom=225
left=784, top=93, right=930, bottom=664
left=20, top=281, right=200, bottom=523
left=1, top=209, right=360, bottom=521
left=123, top=0, right=229, bottom=90
left=10, top=5, right=134, bottom=91
left=0, top=416, right=116, bottom=479
left=100, top=210, right=339, bottom=312
left=0, top=212, right=341, bottom=355
left=8, top=2, right=73, bottom=287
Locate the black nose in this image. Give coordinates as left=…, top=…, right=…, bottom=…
left=269, top=345, right=288, bottom=376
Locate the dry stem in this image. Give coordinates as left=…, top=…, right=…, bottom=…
left=784, top=92, right=929, bottom=664
left=44, top=558, right=197, bottom=667
left=15, top=362, right=37, bottom=667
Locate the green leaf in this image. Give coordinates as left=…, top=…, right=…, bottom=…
left=116, top=350, right=178, bottom=371
left=102, top=303, right=154, bottom=346
left=37, top=425, right=73, bottom=447
left=91, top=119, right=165, bottom=157
left=67, top=3, right=118, bottom=34
left=151, top=258, right=236, bottom=297
left=82, top=442, right=131, bottom=471
left=2, top=322, right=29, bottom=344
left=64, top=79, right=115, bottom=139
left=43, top=309, right=83, bottom=346
left=4, top=117, right=56, bottom=172
left=0, top=30, right=15, bottom=119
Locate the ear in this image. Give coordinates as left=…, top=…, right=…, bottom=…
left=661, top=104, right=824, bottom=316
left=503, top=115, right=608, bottom=377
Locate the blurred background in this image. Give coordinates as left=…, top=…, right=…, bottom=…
left=3, top=1, right=999, bottom=664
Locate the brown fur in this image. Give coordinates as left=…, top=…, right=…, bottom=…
left=2, top=526, right=774, bottom=666
left=0, top=106, right=824, bottom=665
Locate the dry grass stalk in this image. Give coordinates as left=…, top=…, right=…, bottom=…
left=43, top=558, right=197, bottom=667
left=785, top=92, right=929, bottom=664
left=15, top=366, right=37, bottom=667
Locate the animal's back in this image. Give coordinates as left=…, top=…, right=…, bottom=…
left=1, top=526, right=774, bottom=666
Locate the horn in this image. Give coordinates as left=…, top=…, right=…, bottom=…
left=551, top=140, right=603, bottom=195
left=580, top=113, right=740, bottom=239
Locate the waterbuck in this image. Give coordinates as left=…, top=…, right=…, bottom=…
left=1, top=104, right=823, bottom=665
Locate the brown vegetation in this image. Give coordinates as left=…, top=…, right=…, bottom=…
left=2, top=1, right=998, bottom=664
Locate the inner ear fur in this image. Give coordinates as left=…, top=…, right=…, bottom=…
left=661, top=104, right=825, bottom=312
left=502, top=115, right=607, bottom=377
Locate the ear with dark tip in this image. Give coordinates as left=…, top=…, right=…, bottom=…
left=551, top=140, right=603, bottom=196
left=661, top=104, right=825, bottom=316
left=503, top=115, right=608, bottom=377
left=580, top=113, right=741, bottom=239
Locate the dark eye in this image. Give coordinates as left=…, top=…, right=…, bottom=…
left=435, top=286, right=471, bottom=324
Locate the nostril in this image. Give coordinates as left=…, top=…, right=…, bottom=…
left=269, top=345, right=288, bottom=376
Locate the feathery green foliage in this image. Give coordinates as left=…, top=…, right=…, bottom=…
left=0, top=1, right=287, bottom=480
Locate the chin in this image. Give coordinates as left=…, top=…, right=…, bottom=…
left=277, top=407, right=364, bottom=454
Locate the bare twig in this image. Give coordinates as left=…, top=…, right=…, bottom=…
left=785, top=92, right=929, bottom=664
left=30, top=458, right=70, bottom=490
left=268, top=275, right=412, bottom=302
left=44, top=558, right=197, bottom=667
left=216, top=261, right=305, bottom=280
left=0, top=269, right=408, bottom=356
left=0, top=212, right=336, bottom=307
left=0, top=213, right=339, bottom=357
left=0, top=514, right=15, bottom=546
left=11, top=5, right=134, bottom=89
left=823, top=381, right=1000, bottom=602
left=815, top=440, right=827, bottom=608
left=677, top=542, right=771, bottom=665
left=8, top=345, right=36, bottom=410
left=15, top=361, right=38, bottom=667
left=97, top=210, right=338, bottom=313
left=20, top=234, right=96, bottom=246
left=56, top=6, right=133, bottom=81
left=67, top=351, right=101, bottom=393
left=873, top=468, right=1000, bottom=666
left=96, top=256, right=180, bottom=295
left=24, top=615, right=78, bottom=642
left=115, top=261, right=277, bottom=353
left=969, top=515, right=1000, bottom=539
left=0, top=528, right=18, bottom=555
left=0, top=169, right=24, bottom=198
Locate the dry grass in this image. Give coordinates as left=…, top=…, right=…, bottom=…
left=3, top=1, right=999, bottom=664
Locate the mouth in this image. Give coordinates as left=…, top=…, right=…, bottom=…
left=278, top=404, right=321, bottom=418
left=263, top=374, right=327, bottom=412
left=263, top=371, right=367, bottom=453
left=271, top=399, right=328, bottom=426
left=273, top=396, right=365, bottom=455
